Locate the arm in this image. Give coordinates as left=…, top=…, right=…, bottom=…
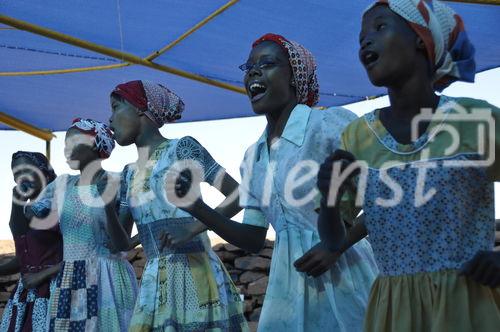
left=10, top=187, right=30, bottom=237
left=104, top=202, right=133, bottom=252
left=0, top=256, right=20, bottom=276
left=183, top=171, right=243, bottom=237
left=340, top=216, right=368, bottom=253
left=187, top=200, right=267, bottom=254
left=99, top=175, right=132, bottom=252
left=22, top=263, right=61, bottom=289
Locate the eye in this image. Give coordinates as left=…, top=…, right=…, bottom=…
left=259, top=60, right=277, bottom=69
left=376, top=23, right=386, bottom=31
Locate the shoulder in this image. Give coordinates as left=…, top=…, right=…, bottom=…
left=309, top=106, right=357, bottom=133
left=175, top=136, right=206, bottom=160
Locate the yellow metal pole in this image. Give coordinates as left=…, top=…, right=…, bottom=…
left=0, top=15, right=246, bottom=94
left=443, top=0, right=500, bottom=4
left=0, top=112, right=55, bottom=141
left=145, top=0, right=239, bottom=61
left=0, top=63, right=129, bottom=76
left=45, top=140, right=51, bottom=161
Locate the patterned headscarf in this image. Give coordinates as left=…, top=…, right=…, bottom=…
left=253, top=33, right=320, bottom=107
left=11, top=151, right=57, bottom=183
left=112, top=80, right=185, bottom=127
left=366, top=0, right=475, bottom=91
left=69, top=118, right=115, bottom=159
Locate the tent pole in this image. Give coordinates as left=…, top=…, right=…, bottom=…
left=46, top=140, right=51, bottom=161
left=145, top=0, right=240, bottom=61
left=0, top=15, right=246, bottom=94
left=443, top=0, right=500, bottom=5
left=0, top=112, right=55, bottom=141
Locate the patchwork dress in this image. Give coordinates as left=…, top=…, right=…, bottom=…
left=0, top=226, right=62, bottom=332
left=31, top=175, right=138, bottom=331
left=122, top=137, right=248, bottom=331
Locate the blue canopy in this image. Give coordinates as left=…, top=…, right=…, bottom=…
left=1, top=0, right=499, bottom=132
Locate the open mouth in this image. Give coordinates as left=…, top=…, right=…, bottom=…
left=247, top=81, right=267, bottom=102
left=361, top=50, right=379, bottom=69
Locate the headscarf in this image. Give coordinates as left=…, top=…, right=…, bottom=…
left=11, top=151, right=57, bottom=183
left=112, top=80, right=185, bottom=127
left=253, top=33, right=320, bottom=107
left=69, top=118, right=115, bottom=159
left=366, top=0, right=475, bottom=91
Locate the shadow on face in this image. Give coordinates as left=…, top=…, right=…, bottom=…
left=11, top=156, right=44, bottom=199
left=359, top=4, right=428, bottom=88
left=109, top=94, right=143, bottom=146
left=64, top=128, right=100, bottom=171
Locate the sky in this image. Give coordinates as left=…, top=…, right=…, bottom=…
left=0, top=68, right=498, bottom=241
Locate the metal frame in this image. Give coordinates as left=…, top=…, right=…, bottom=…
left=0, top=0, right=242, bottom=158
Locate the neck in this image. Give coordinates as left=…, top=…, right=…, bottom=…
left=386, top=73, right=439, bottom=119
left=135, top=125, right=167, bottom=164
left=265, top=99, right=298, bottom=143
left=79, top=160, right=103, bottom=185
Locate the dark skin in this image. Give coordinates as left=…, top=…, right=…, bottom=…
left=109, top=94, right=242, bottom=250
left=0, top=156, right=61, bottom=287
left=319, top=4, right=500, bottom=287
left=167, top=41, right=342, bottom=278
left=64, top=128, right=131, bottom=252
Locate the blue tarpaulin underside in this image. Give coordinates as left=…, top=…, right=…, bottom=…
left=0, top=0, right=499, bottom=131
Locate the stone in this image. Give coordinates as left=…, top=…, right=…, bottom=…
left=240, top=271, right=267, bottom=284
left=247, top=277, right=269, bottom=296
left=255, top=295, right=265, bottom=305
left=134, top=257, right=147, bottom=268
left=258, top=248, right=273, bottom=259
left=234, top=257, right=271, bottom=271
left=244, top=299, right=256, bottom=313
left=247, top=321, right=258, bottom=332
left=264, top=239, right=274, bottom=249
left=0, top=292, right=11, bottom=302
left=224, top=243, right=244, bottom=253
left=6, top=283, right=17, bottom=292
left=126, top=248, right=140, bottom=261
left=0, top=274, right=19, bottom=283
left=134, top=266, right=143, bottom=279
left=215, top=251, right=238, bottom=263
left=249, top=307, right=262, bottom=322
left=212, top=243, right=225, bottom=252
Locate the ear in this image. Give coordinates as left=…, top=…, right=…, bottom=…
left=416, top=35, right=426, bottom=52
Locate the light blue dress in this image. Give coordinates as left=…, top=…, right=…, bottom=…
left=239, top=104, right=379, bottom=331
left=31, top=174, right=138, bottom=331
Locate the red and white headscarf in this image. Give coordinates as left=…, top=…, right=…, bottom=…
left=112, top=80, right=185, bottom=127
left=253, top=33, right=320, bottom=107
left=70, top=118, right=115, bottom=159
left=366, top=0, right=475, bottom=91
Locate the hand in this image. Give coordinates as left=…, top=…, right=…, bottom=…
left=317, top=149, right=360, bottom=206
left=158, top=223, right=201, bottom=250
left=293, top=242, right=341, bottom=277
left=21, top=272, right=45, bottom=289
left=165, top=168, right=202, bottom=212
left=460, top=250, right=500, bottom=288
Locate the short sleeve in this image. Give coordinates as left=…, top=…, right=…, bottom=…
left=238, top=147, right=269, bottom=229
left=487, top=103, right=500, bottom=181
left=176, top=136, right=224, bottom=185
left=30, top=178, right=57, bottom=219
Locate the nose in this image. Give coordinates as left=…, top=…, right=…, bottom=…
left=360, top=37, right=372, bottom=50
left=247, top=64, right=262, bottom=78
